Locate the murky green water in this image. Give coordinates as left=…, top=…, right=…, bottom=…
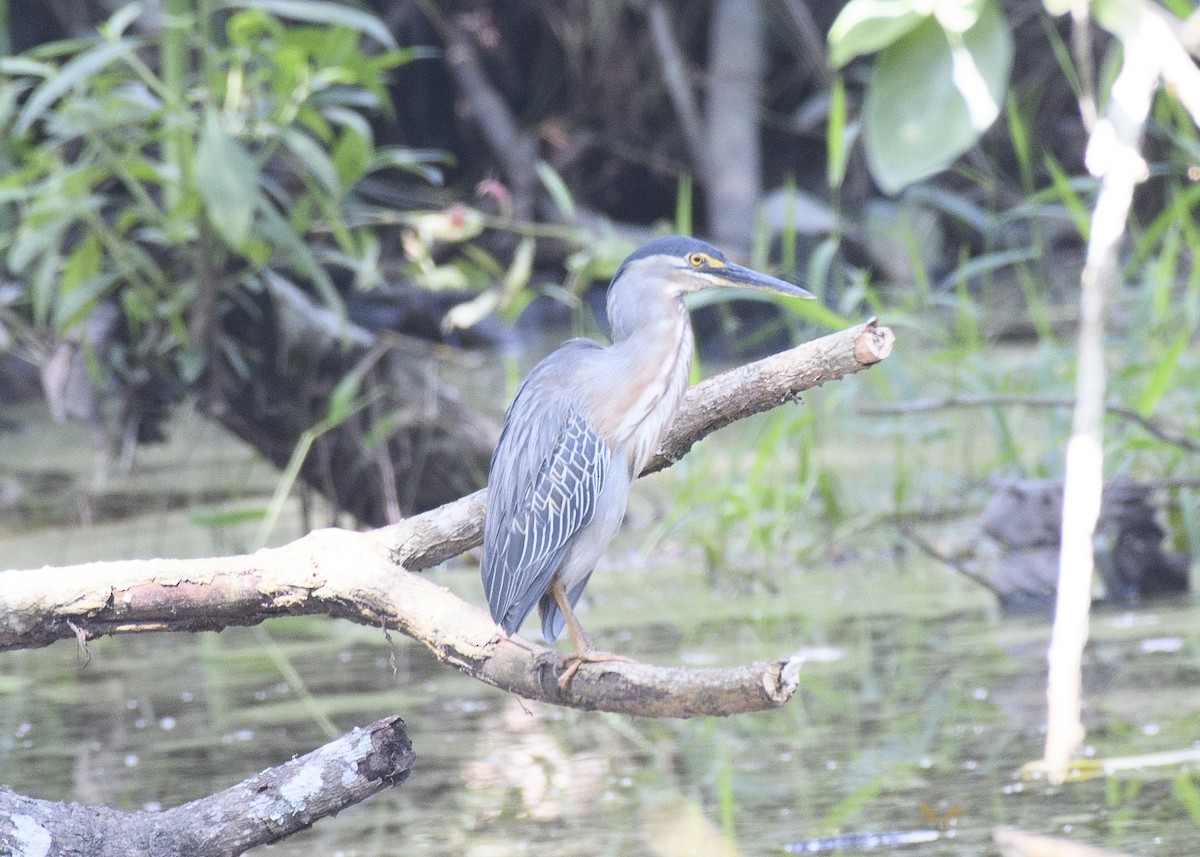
left=3, top=395, right=1199, bottom=856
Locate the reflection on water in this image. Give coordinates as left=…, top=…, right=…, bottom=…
left=2, top=404, right=1199, bottom=855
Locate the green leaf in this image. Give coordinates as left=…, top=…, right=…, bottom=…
left=101, top=3, right=146, bottom=39
left=15, top=38, right=139, bottom=135
left=282, top=128, right=340, bottom=196
left=1042, top=153, right=1091, bottom=240
left=31, top=250, right=60, bottom=327
left=936, top=246, right=1038, bottom=292
left=189, top=507, right=268, bottom=528
left=828, top=0, right=926, bottom=68
left=932, top=0, right=985, bottom=34
left=1173, top=774, right=1200, bottom=827
left=675, top=173, right=693, bottom=236
left=536, top=161, right=575, bottom=221
left=53, top=272, right=119, bottom=331
left=371, top=146, right=447, bottom=185
left=827, top=76, right=849, bottom=189
left=325, top=371, right=361, bottom=426
left=331, top=125, right=372, bottom=191
left=60, top=230, right=101, bottom=292
left=501, top=236, right=536, bottom=302
left=195, top=108, right=261, bottom=249
left=863, top=0, right=1013, bottom=193
left=224, top=0, right=398, bottom=49
left=256, top=206, right=345, bottom=319
left=1136, top=329, right=1190, bottom=417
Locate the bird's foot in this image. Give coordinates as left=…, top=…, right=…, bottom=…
left=556, top=649, right=635, bottom=691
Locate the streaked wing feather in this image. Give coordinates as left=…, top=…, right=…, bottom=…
left=482, top=347, right=610, bottom=634
left=495, top=413, right=606, bottom=631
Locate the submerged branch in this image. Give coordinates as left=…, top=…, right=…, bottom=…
left=1, top=321, right=892, bottom=717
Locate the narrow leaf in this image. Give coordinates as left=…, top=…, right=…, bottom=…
left=225, top=0, right=398, bottom=49
left=282, top=127, right=340, bottom=196
left=195, top=108, right=261, bottom=248
left=15, top=38, right=138, bottom=135
left=1136, top=330, right=1190, bottom=417
left=536, top=161, right=575, bottom=221
left=827, top=77, right=849, bottom=190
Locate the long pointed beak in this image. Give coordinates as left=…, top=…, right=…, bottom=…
left=712, top=262, right=816, bottom=300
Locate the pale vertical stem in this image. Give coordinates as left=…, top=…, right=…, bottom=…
left=1042, top=1, right=1159, bottom=782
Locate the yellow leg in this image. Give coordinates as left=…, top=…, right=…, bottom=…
left=551, top=580, right=632, bottom=690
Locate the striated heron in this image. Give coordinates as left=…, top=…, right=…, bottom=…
left=482, top=236, right=815, bottom=688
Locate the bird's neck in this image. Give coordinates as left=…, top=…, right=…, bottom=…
left=600, top=288, right=694, bottom=474
left=607, top=276, right=690, bottom=344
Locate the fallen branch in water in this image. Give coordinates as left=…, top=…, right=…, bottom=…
left=1, top=320, right=893, bottom=717
left=0, top=715, right=413, bottom=857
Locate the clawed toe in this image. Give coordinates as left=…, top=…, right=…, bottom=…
left=555, top=649, right=634, bottom=690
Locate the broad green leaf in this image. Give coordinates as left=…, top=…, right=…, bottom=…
left=195, top=108, right=261, bottom=248
left=224, top=0, right=398, bottom=49
left=15, top=38, right=139, bottom=135
left=863, top=0, right=1013, bottom=193
left=932, top=0, right=985, bottom=33
left=828, top=0, right=926, bottom=68
left=9, top=213, right=66, bottom=273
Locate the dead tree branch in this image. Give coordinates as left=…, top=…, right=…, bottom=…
left=1, top=321, right=893, bottom=717
left=0, top=715, right=413, bottom=857
left=861, top=393, right=1200, bottom=454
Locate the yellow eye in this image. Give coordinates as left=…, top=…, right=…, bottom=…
left=687, top=252, right=706, bottom=267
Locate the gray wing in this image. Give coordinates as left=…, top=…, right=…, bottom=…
left=482, top=346, right=611, bottom=635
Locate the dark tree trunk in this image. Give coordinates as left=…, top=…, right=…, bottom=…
left=209, top=273, right=497, bottom=525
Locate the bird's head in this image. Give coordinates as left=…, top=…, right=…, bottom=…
left=609, top=236, right=816, bottom=301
